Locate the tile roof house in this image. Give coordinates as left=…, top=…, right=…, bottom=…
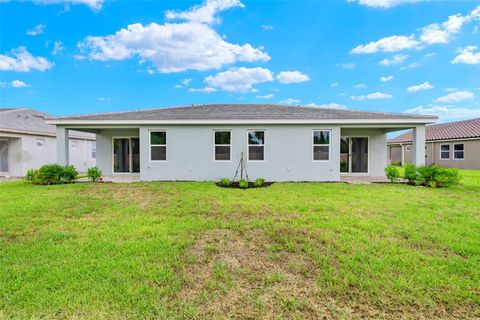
left=387, top=118, right=480, bottom=169
left=46, top=104, right=436, bottom=182
left=0, top=108, right=96, bottom=176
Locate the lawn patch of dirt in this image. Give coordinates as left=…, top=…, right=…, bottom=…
left=177, top=228, right=354, bottom=319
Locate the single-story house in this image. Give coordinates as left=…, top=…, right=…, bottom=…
left=0, top=108, right=96, bottom=177
left=388, top=118, right=480, bottom=170
left=46, top=104, right=436, bottom=182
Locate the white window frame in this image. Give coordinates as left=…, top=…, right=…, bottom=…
left=213, top=130, right=232, bottom=162
left=440, top=144, right=450, bottom=160
left=247, top=130, right=265, bottom=162
left=35, top=138, right=45, bottom=148
left=91, top=141, right=96, bottom=159
left=453, top=143, right=465, bottom=160
left=312, top=129, right=331, bottom=162
left=149, top=130, right=167, bottom=162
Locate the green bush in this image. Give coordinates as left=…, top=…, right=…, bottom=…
left=403, top=163, right=417, bottom=185
left=254, top=178, right=265, bottom=187
left=87, top=166, right=103, bottom=182
left=238, top=179, right=249, bottom=189
left=219, top=178, right=232, bottom=187
left=384, top=165, right=400, bottom=183
left=26, top=164, right=78, bottom=185
left=25, top=169, right=38, bottom=183
left=391, top=160, right=401, bottom=166
left=416, top=165, right=460, bottom=188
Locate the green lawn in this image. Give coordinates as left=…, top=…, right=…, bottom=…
left=1, top=171, right=479, bottom=319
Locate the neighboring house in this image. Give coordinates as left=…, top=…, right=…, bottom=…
left=388, top=118, right=480, bottom=170
left=46, top=104, right=435, bottom=182
left=0, top=108, right=96, bottom=176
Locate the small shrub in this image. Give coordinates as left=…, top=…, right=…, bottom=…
left=340, top=161, right=348, bottom=172
left=87, top=166, right=103, bottom=182
left=416, top=165, right=461, bottom=188
left=25, top=169, right=38, bottom=182
left=254, top=178, right=265, bottom=187
left=219, top=178, right=232, bottom=187
left=238, top=179, right=249, bottom=189
left=403, top=163, right=417, bottom=185
left=391, top=160, right=401, bottom=166
left=384, top=165, right=400, bottom=183
left=26, top=164, right=78, bottom=185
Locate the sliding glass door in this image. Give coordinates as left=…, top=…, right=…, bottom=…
left=340, top=136, right=369, bottom=174
left=0, top=140, right=8, bottom=173
left=113, top=137, right=140, bottom=173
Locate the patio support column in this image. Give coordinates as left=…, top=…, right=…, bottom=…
left=412, top=125, right=425, bottom=166
left=56, top=126, right=69, bottom=166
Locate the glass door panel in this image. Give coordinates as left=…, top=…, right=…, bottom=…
left=351, top=137, right=368, bottom=173
left=131, top=138, right=140, bottom=173
left=113, top=138, right=130, bottom=173
left=0, top=140, right=8, bottom=172
left=340, top=137, right=349, bottom=173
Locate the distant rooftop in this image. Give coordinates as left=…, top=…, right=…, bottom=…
left=47, top=104, right=436, bottom=123
left=0, top=108, right=95, bottom=139
left=388, top=118, right=480, bottom=143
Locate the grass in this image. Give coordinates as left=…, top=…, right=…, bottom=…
left=0, top=170, right=479, bottom=319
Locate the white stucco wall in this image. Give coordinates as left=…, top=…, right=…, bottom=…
left=0, top=132, right=96, bottom=176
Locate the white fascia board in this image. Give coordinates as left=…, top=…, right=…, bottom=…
left=46, top=118, right=437, bottom=125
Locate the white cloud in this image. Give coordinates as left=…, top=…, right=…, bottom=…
left=405, top=105, right=480, bottom=121
left=204, top=67, right=273, bottom=92
left=452, top=46, right=480, bottom=64
left=350, top=6, right=480, bottom=54
left=330, top=82, right=338, bottom=87
left=354, top=83, right=367, bottom=89
left=279, top=98, right=301, bottom=105
left=336, top=62, right=356, bottom=70
left=435, top=90, right=475, bottom=103
left=174, top=78, right=193, bottom=88
left=1, top=80, right=30, bottom=88
left=165, top=0, right=244, bottom=24
left=11, top=0, right=104, bottom=11
left=98, top=97, right=111, bottom=101
left=51, top=41, right=65, bottom=55
left=262, top=25, right=274, bottom=31
left=351, top=35, right=419, bottom=54
left=26, top=24, right=45, bottom=36
left=407, top=81, right=434, bottom=93
left=276, top=70, right=310, bottom=84
left=348, top=0, right=424, bottom=9
left=78, top=1, right=269, bottom=73
left=256, top=93, right=274, bottom=99
left=379, top=54, right=409, bottom=66
left=189, top=87, right=217, bottom=93
left=0, top=47, right=53, bottom=72
left=305, top=102, right=347, bottom=109
left=351, top=92, right=393, bottom=100
left=380, top=75, right=394, bottom=82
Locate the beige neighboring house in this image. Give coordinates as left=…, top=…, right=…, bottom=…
left=0, top=108, right=96, bottom=177
left=388, top=118, right=480, bottom=170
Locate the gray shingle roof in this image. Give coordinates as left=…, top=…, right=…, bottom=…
left=47, top=104, right=436, bottom=122
left=388, top=118, right=480, bottom=143
left=0, top=108, right=95, bottom=139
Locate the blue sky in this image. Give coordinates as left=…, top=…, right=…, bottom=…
left=1, top=0, right=479, bottom=121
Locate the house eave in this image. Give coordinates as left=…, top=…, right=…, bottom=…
left=46, top=118, right=438, bottom=126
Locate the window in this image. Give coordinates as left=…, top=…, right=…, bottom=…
left=214, top=131, right=231, bottom=161
left=35, top=138, right=45, bottom=148
left=70, top=141, right=79, bottom=149
left=405, top=145, right=411, bottom=151
left=248, top=130, right=265, bottom=161
left=440, top=144, right=450, bottom=160
left=150, top=131, right=166, bottom=161
left=91, top=142, right=96, bottom=159
left=453, top=143, right=464, bottom=160
left=313, top=130, right=330, bottom=161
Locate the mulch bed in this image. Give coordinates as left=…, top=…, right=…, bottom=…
left=216, top=181, right=274, bottom=189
